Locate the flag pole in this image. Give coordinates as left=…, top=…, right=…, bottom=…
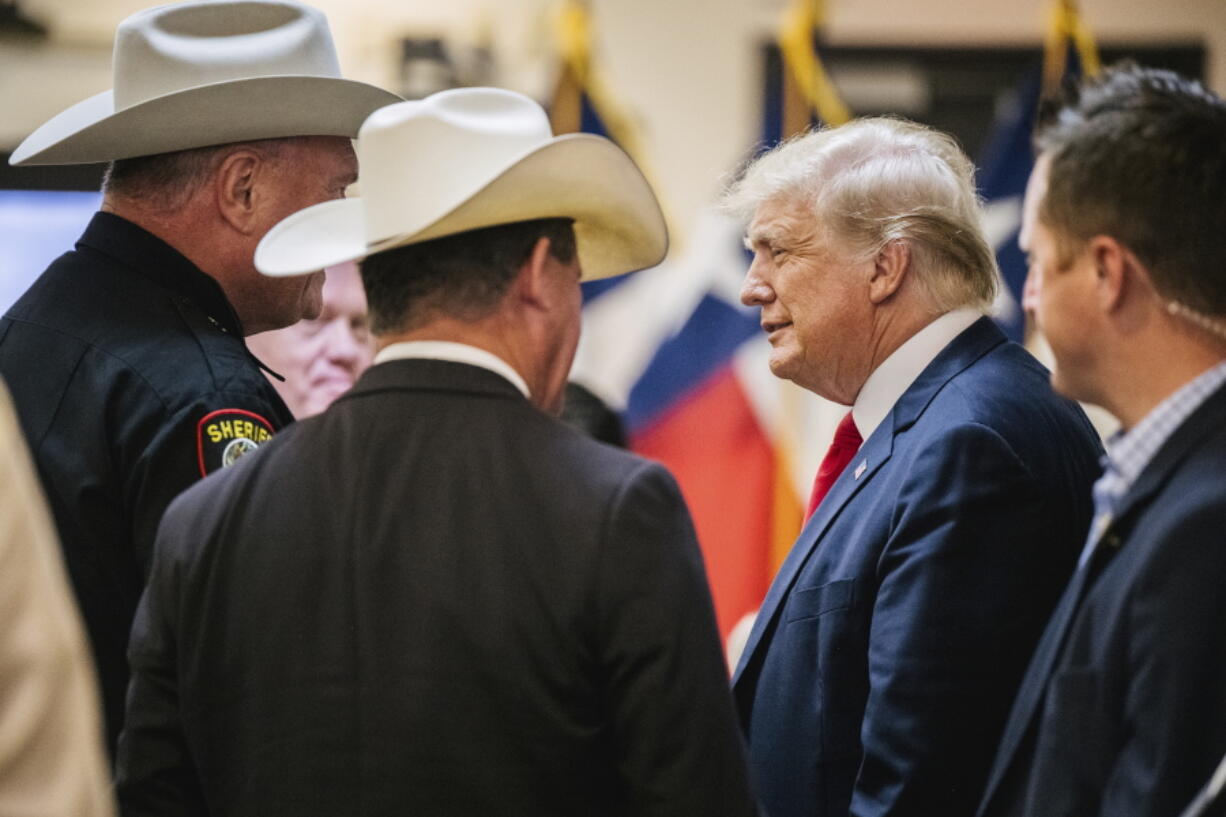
left=548, top=0, right=678, bottom=247
left=1042, top=0, right=1101, bottom=98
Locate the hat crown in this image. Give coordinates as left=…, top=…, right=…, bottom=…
left=254, top=86, right=667, bottom=281
left=113, top=0, right=341, bottom=111
left=359, top=88, right=555, bottom=243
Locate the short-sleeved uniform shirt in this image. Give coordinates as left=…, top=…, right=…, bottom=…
left=0, top=212, right=293, bottom=753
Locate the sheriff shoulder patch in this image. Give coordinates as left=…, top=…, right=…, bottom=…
left=196, top=409, right=275, bottom=477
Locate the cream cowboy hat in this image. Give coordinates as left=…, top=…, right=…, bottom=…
left=254, top=87, right=668, bottom=282
left=9, top=0, right=401, bottom=166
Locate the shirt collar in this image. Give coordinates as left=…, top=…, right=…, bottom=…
left=373, top=341, right=531, bottom=399
left=77, top=211, right=246, bottom=337
left=852, top=308, right=982, bottom=441
left=1101, top=358, right=1226, bottom=491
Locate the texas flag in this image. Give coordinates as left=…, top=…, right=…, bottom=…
left=552, top=0, right=845, bottom=653
left=571, top=211, right=842, bottom=649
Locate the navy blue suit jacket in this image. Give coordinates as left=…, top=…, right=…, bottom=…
left=978, top=380, right=1226, bottom=817
left=732, top=318, right=1102, bottom=817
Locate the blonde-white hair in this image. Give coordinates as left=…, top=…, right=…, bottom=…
left=724, top=117, right=999, bottom=313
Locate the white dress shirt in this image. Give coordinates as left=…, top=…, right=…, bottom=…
left=852, top=308, right=983, bottom=441
left=373, top=340, right=531, bottom=399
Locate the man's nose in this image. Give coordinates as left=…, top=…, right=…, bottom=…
left=740, top=257, right=773, bottom=307
left=323, top=319, right=365, bottom=366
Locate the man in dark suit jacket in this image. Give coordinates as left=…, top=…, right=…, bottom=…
left=724, top=117, right=1102, bottom=817
left=115, top=88, right=756, bottom=817
left=977, top=66, right=1226, bottom=817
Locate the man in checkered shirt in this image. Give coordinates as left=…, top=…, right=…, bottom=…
left=977, top=64, right=1226, bottom=817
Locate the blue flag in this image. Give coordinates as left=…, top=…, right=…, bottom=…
left=977, top=47, right=1087, bottom=340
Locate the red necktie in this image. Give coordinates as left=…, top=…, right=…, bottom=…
left=804, top=411, right=863, bottom=521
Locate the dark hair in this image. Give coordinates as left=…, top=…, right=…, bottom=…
left=1035, top=63, right=1226, bottom=315
left=101, top=138, right=297, bottom=211
left=359, top=218, right=577, bottom=335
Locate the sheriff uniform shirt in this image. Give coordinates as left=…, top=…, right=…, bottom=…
left=0, top=211, right=293, bottom=755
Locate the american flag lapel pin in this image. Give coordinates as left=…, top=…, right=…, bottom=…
left=854, top=460, right=867, bottom=480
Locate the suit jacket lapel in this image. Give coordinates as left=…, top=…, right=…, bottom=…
left=734, top=318, right=1007, bottom=685
left=1108, top=382, right=1226, bottom=525
left=980, top=380, right=1226, bottom=812
left=889, top=316, right=1006, bottom=431
left=732, top=428, right=892, bottom=684
left=979, top=547, right=1108, bottom=812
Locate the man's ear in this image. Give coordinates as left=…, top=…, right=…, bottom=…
left=1087, top=235, right=1139, bottom=315
left=868, top=240, right=910, bottom=304
left=213, top=148, right=264, bottom=234
left=513, top=237, right=554, bottom=309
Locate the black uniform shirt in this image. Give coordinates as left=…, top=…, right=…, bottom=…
left=0, top=211, right=293, bottom=754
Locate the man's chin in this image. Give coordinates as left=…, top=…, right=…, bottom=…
left=767, top=353, right=798, bottom=383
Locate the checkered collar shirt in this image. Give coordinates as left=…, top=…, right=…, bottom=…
left=1080, top=358, right=1226, bottom=568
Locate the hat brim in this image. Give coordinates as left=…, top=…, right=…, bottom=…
left=255, top=133, right=668, bottom=282
left=10, top=75, right=402, bottom=166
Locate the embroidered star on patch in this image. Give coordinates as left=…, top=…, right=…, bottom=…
left=196, top=409, right=275, bottom=476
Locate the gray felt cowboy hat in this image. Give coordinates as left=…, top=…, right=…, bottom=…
left=255, top=87, right=668, bottom=283
left=10, top=0, right=401, bottom=166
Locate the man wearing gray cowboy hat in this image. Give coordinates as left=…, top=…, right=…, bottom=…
left=0, top=0, right=399, bottom=756
left=117, top=87, right=758, bottom=817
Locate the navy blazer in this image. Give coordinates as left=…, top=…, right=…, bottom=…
left=978, top=380, right=1226, bottom=817
left=732, top=318, right=1102, bottom=817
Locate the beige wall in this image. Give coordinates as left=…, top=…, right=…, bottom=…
left=7, top=0, right=1224, bottom=242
